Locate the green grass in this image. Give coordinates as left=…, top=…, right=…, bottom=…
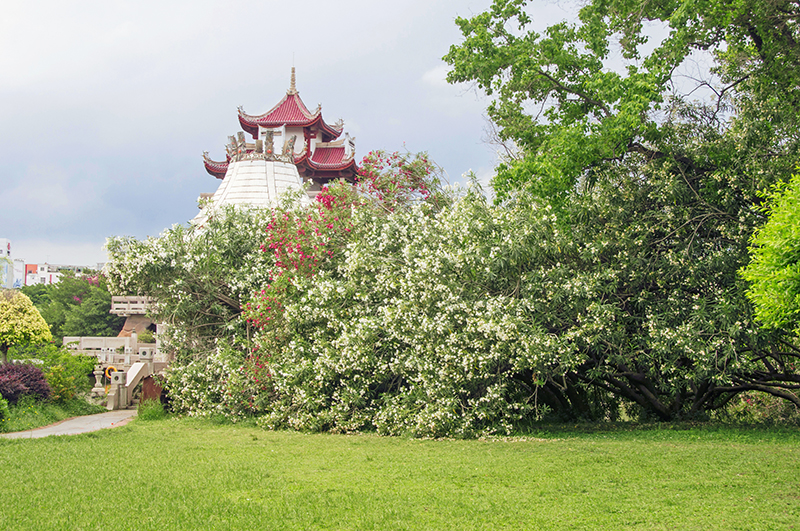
left=0, top=395, right=105, bottom=433
left=0, top=418, right=798, bottom=530
left=136, top=398, right=167, bottom=421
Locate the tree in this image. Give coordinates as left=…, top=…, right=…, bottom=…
left=0, top=290, right=52, bottom=363
left=444, top=0, right=800, bottom=200
left=443, top=0, right=800, bottom=418
left=106, top=205, right=277, bottom=362
left=741, top=172, right=800, bottom=336
left=21, top=273, right=125, bottom=342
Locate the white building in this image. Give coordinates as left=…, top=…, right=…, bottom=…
left=26, top=263, right=100, bottom=286
left=0, top=238, right=13, bottom=289
left=12, top=260, right=24, bottom=289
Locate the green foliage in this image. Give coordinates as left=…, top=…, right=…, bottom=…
left=741, top=172, right=800, bottom=336
left=10, top=344, right=96, bottom=401
left=0, top=291, right=52, bottom=363
left=21, top=273, right=125, bottom=343
left=19, top=284, right=50, bottom=307
left=0, top=396, right=9, bottom=423
left=137, top=398, right=167, bottom=421
left=444, top=0, right=800, bottom=201
left=137, top=329, right=155, bottom=344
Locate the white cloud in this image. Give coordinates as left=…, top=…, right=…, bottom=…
left=422, top=64, right=452, bottom=88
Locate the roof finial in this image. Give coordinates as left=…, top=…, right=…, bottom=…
left=288, top=67, right=297, bottom=95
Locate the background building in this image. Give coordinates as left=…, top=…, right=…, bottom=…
left=0, top=238, right=102, bottom=287
left=25, top=263, right=103, bottom=286
left=0, top=238, right=13, bottom=289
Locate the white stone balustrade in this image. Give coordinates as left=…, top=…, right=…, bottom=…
left=110, top=296, right=152, bottom=316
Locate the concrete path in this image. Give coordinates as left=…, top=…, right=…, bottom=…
left=0, top=409, right=137, bottom=439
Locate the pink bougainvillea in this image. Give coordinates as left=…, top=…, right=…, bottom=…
left=242, top=151, right=440, bottom=337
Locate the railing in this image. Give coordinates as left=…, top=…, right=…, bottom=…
left=110, top=296, right=152, bottom=315
left=63, top=336, right=166, bottom=367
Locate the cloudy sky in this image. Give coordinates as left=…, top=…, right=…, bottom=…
left=1, top=0, right=579, bottom=266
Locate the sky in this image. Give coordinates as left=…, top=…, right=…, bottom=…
left=0, top=0, right=580, bottom=266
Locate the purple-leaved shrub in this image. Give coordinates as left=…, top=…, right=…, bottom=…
left=0, top=363, right=51, bottom=404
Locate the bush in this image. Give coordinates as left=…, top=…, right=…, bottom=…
left=10, top=344, right=95, bottom=401
left=0, top=363, right=51, bottom=404
left=719, top=391, right=800, bottom=426
left=137, top=398, right=167, bottom=421
left=164, top=341, right=267, bottom=420
left=0, top=396, right=10, bottom=422
left=137, top=329, right=155, bottom=344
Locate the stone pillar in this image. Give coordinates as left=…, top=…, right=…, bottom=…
left=139, top=347, right=155, bottom=375
left=106, top=371, right=127, bottom=410
left=91, top=366, right=105, bottom=397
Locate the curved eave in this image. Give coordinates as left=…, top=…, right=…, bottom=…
left=318, top=120, right=344, bottom=141
left=203, top=156, right=229, bottom=180
left=239, top=113, right=343, bottom=141
left=307, top=157, right=357, bottom=172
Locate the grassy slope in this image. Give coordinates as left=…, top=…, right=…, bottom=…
left=0, top=419, right=797, bottom=530
left=0, top=397, right=104, bottom=433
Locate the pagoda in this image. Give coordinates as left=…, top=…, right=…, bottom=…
left=198, top=68, right=357, bottom=214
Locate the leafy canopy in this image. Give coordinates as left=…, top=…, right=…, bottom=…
left=443, top=0, right=800, bottom=418
left=444, top=0, right=800, bottom=199
left=0, top=290, right=52, bottom=362
left=742, top=172, right=800, bottom=336
left=21, top=272, right=125, bottom=343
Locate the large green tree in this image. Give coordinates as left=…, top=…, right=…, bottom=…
left=444, top=0, right=799, bottom=199
left=22, top=273, right=125, bottom=343
left=443, top=0, right=800, bottom=417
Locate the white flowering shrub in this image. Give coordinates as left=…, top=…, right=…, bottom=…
left=165, top=340, right=271, bottom=419
left=106, top=205, right=276, bottom=362
left=108, top=149, right=799, bottom=434
left=252, top=194, right=575, bottom=436
left=252, top=160, right=798, bottom=431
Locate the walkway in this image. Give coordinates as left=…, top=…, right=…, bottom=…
left=0, top=409, right=137, bottom=439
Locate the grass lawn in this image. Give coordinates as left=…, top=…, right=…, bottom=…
left=0, top=418, right=797, bottom=530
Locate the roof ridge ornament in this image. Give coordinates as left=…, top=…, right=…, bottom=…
left=288, top=67, right=298, bottom=95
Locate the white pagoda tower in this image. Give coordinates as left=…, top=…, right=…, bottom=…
left=197, top=69, right=357, bottom=217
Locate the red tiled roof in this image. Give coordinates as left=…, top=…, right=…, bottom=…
left=310, top=147, right=347, bottom=168
left=296, top=146, right=357, bottom=175
left=255, top=93, right=315, bottom=124
left=239, top=92, right=343, bottom=141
